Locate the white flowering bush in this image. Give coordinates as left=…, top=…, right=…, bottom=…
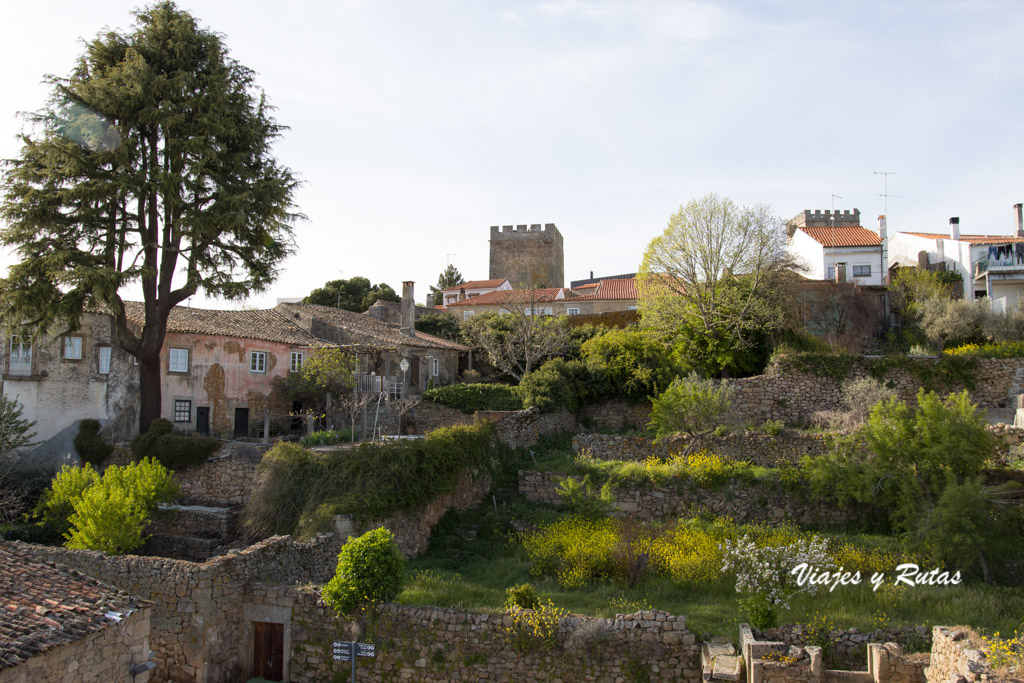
left=720, top=534, right=833, bottom=629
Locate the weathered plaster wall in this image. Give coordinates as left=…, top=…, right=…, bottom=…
left=0, top=605, right=152, bottom=683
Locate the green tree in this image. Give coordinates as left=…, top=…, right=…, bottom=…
left=580, top=327, right=682, bottom=400
left=322, top=527, right=406, bottom=614
left=461, top=305, right=571, bottom=381
left=647, top=373, right=735, bottom=449
left=0, top=395, right=37, bottom=458
left=304, top=276, right=399, bottom=312
left=291, top=348, right=357, bottom=428
left=0, top=2, right=300, bottom=434
left=429, top=264, right=464, bottom=306
left=638, top=194, right=794, bottom=375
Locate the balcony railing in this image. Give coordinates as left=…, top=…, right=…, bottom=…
left=355, top=373, right=402, bottom=398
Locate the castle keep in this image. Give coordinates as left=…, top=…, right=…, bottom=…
left=488, top=223, right=564, bottom=288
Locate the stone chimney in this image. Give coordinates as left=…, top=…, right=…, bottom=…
left=949, top=217, right=960, bottom=240
left=877, top=215, right=887, bottom=239
left=1015, top=203, right=1023, bottom=237
left=835, top=263, right=847, bottom=283
left=400, top=281, right=415, bottom=337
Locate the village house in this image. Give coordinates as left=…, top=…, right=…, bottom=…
left=439, top=278, right=512, bottom=307
left=786, top=209, right=886, bottom=286
left=0, top=543, right=153, bottom=683
left=888, top=205, right=1024, bottom=309
left=446, top=277, right=638, bottom=318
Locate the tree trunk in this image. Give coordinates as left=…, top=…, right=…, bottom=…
left=138, top=354, right=163, bottom=435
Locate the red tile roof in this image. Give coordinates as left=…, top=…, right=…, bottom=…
left=275, top=303, right=468, bottom=351
left=1, top=542, right=147, bottom=670
left=442, top=279, right=509, bottom=292
left=900, top=232, right=1024, bottom=245
left=447, top=288, right=567, bottom=306
left=798, top=226, right=883, bottom=248
left=578, top=278, right=637, bottom=301
left=123, top=302, right=327, bottom=347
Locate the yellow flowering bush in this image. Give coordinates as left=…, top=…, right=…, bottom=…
left=982, top=631, right=1023, bottom=673
left=506, top=600, right=567, bottom=651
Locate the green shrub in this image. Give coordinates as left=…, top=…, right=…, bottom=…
left=301, top=428, right=356, bottom=448
left=423, top=383, right=522, bottom=413
left=760, top=419, right=784, bottom=437
left=243, top=422, right=497, bottom=539
left=555, top=475, right=615, bottom=518
left=504, top=582, right=541, bottom=610
left=648, top=373, right=734, bottom=443
left=35, top=457, right=179, bottom=553
left=147, top=434, right=220, bottom=470
left=519, top=358, right=597, bottom=413
left=945, top=340, right=1024, bottom=358
left=322, top=527, right=405, bottom=614
left=130, top=418, right=174, bottom=460
left=73, top=419, right=113, bottom=466
left=580, top=328, right=682, bottom=400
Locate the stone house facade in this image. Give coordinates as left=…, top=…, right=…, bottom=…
left=447, top=277, right=638, bottom=318
left=439, top=277, right=511, bottom=306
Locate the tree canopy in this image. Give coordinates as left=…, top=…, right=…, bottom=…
left=429, top=264, right=464, bottom=306
left=304, top=276, right=399, bottom=312
left=0, top=2, right=300, bottom=432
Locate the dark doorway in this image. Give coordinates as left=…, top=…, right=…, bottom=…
left=409, top=356, right=420, bottom=389
left=291, top=401, right=303, bottom=432
left=196, top=407, right=210, bottom=436
left=252, top=621, right=284, bottom=681
left=234, top=407, right=249, bottom=439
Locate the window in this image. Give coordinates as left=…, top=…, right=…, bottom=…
left=168, top=348, right=189, bottom=373
left=827, top=266, right=835, bottom=280
left=173, top=399, right=192, bottom=423
left=98, top=347, right=111, bottom=375
left=497, top=308, right=509, bottom=315
left=64, top=336, right=82, bottom=360
left=567, top=307, right=580, bottom=315
left=627, top=305, right=638, bottom=311
left=8, top=336, right=31, bottom=375
left=250, top=351, right=266, bottom=373
left=542, top=306, right=553, bottom=316
left=431, top=357, right=439, bottom=376
left=462, top=311, right=474, bottom=320
left=290, top=351, right=303, bottom=372
left=852, top=265, right=872, bottom=277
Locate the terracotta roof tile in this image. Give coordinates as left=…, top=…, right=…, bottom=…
left=900, top=232, right=1024, bottom=245
left=122, top=302, right=327, bottom=347
left=574, top=278, right=637, bottom=301
left=275, top=303, right=468, bottom=351
left=447, top=288, right=567, bottom=306
left=798, top=226, right=883, bottom=248
left=443, top=279, right=509, bottom=292
left=0, top=542, right=146, bottom=670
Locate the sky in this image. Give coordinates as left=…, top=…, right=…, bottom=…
left=1, top=0, right=1022, bottom=309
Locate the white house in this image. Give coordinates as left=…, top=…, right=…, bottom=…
left=786, top=209, right=885, bottom=286
left=888, top=205, right=1024, bottom=309
left=441, top=278, right=511, bottom=307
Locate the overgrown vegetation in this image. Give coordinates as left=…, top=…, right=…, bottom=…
left=130, top=418, right=220, bottom=470
left=243, top=422, right=499, bottom=538
left=423, top=383, right=522, bottom=413
left=300, top=428, right=357, bottom=448
left=32, top=458, right=179, bottom=553
left=73, top=419, right=113, bottom=466
left=647, top=373, right=735, bottom=448
left=323, top=527, right=405, bottom=615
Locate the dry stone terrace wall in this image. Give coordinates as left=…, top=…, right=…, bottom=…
left=753, top=624, right=932, bottom=670
left=9, top=534, right=344, bottom=683
left=925, top=626, right=1024, bottom=682
left=519, top=470, right=860, bottom=527
left=0, top=606, right=152, bottom=683
left=280, top=591, right=702, bottom=682
left=574, top=431, right=830, bottom=466
left=491, top=407, right=577, bottom=448
left=173, top=442, right=265, bottom=506
left=728, top=357, right=1024, bottom=424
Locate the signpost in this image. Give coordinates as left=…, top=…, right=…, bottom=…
left=332, top=641, right=376, bottom=682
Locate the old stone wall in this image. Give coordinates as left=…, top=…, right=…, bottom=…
left=519, top=470, right=860, bottom=527
left=924, top=626, right=1023, bottom=682
left=573, top=431, right=830, bottom=466
left=0, top=605, right=152, bottom=683
left=10, top=534, right=344, bottom=683
left=408, top=401, right=476, bottom=434
left=148, top=504, right=236, bottom=542
left=493, top=407, right=577, bottom=449
left=174, top=442, right=265, bottom=507
left=489, top=223, right=564, bottom=288
left=728, top=357, right=1024, bottom=424
left=581, top=398, right=652, bottom=431
left=754, top=624, right=931, bottom=669
left=283, top=591, right=702, bottom=682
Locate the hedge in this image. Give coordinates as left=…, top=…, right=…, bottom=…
left=130, top=418, right=220, bottom=470
left=423, top=383, right=522, bottom=413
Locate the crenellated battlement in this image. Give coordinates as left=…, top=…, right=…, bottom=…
left=490, top=223, right=559, bottom=237
left=488, top=222, right=564, bottom=287
left=788, top=209, right=862, bottom=228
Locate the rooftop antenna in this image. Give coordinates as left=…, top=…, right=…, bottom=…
left=446, top=253, right=456, bottom=267
left=873, top=171, right=900, bottom=218
left=831, top=194, right=842, bottom=227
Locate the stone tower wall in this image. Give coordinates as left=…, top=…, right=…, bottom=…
left=488, top=223, right=564, bottom=288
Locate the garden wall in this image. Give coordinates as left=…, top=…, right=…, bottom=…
left=752, top=624, right=931, bottom=670
left=174, top=442, right=267, bottom=507
left=280, top=592, right=703, bottom=682
left=519, top=471, right=860, bottom=527
left=573, top=431, right=829, bottom=466
left=493, top=407, right=577, bottom=448
left=924, top=626, right=1022, bottom=682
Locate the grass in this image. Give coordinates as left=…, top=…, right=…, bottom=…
left=398, top=501, right=1024, bottom=640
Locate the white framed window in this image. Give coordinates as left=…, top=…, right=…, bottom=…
left=168, top=348, right=189, bottom=373
left=98, top=347, right=111, bottom=375
left=431, top=357, right=439, bottom=376
left=173, top=399, right=192, bottom=423
left=250, top=351, right=266, bottom=373
left=567, top=307, right=580, bottom=315
left=627, top=305, right=638, bottom=311
left=525, top=307, right=533, bottom=316
left=498, top=308, right=509, bottom=315
left=64, top=336, right=82, bottom=360
left=290, top=351, right=303, bottom=372
left=8, top=336, right=31, bottom=375
left=827, top=266, right=835, bottom=280
left=542, top=306, right=553, bottom=316
left=462, top=311, right=474, bottom=320
left=852, top=264, right=871, bottom=277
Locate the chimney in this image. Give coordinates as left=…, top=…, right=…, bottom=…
left=1015, top=203, right=1023, bottom=237
left=949, top=217, right=960, bottom=240
left=835, top=263, right=847, bottom=283
left=400, top=281, right=415, bottom=337
left=877, top=214, right=887, bottom=239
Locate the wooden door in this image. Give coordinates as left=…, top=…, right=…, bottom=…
left=409, top=356, right=420, bottom=389
left=196, top=407, right=210, bottom=436
left=234, top=407, right=249, bottom=439
left=252, top=621, right=284, bottom=681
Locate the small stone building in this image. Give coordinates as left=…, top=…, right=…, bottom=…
left=0, top=542, right=153, bottom=683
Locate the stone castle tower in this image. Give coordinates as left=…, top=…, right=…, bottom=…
left=488, top=223, right=564, bottom=288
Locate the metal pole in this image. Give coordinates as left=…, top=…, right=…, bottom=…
left=350, top=641, right=356, bottom=683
